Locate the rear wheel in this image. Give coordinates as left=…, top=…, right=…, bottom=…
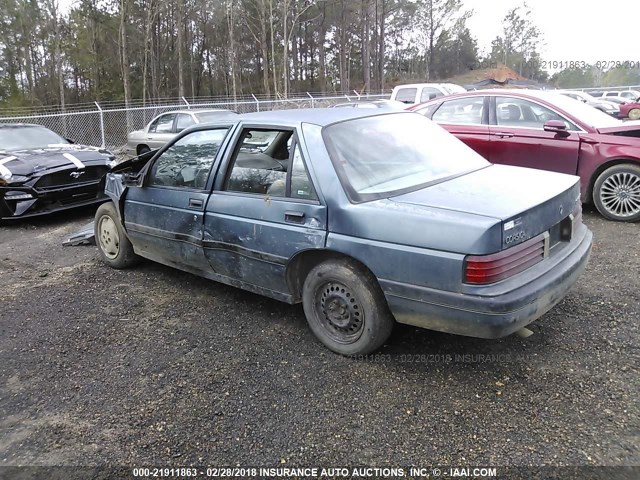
left=302, top=259, right=394, bottom=356
left=628, top=108, right=640, bottom=120
left=593, top=164, right=640, bottom=222
left=95, top=202, right=139, bottom=268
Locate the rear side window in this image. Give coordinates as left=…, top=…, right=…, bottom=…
left=420, top=87, right=442, bottom=103
left=224, top=129, right=317, bottom=201
left=149, top=114, right=176, bottom=133
left=394, top=88, right=417, bottom=104
left=176, top=114, right=195, bottom=132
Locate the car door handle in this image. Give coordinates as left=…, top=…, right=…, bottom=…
left=493, top=132, right=514, bottom=138
left=188, top=198, right=204, bottom=208
left=285, top=210, right=305, bottom=224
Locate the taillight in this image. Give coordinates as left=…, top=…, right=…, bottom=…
left=464, top=233, right=547, bottom=285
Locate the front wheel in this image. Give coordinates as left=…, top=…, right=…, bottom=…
left=628, top=108, right=640, bottom=120
left=593, top=164, right=640, bottom=222
left=302, top=259, right=394, bottom=356
left=94, top=202, right=140, bottom=268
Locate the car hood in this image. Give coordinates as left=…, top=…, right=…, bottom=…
left=0, top=145, right=114, bottom=180
left=593, top=100, right=618, bottom=108
left=596, top=121, right=640, bottom=135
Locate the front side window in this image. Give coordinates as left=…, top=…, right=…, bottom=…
left=496, top=97, right=577, bottom=130
left=432, top=97, right=485, bottom=125
left=149, top=114, right=176, bottom=133
left=322, top=113, right=489, bottom=202
left=149, top=128, right=230, bottom=189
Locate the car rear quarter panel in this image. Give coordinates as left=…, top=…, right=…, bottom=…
left=326, top=201, right=502, bottom=293
left=302, top=121, right=504, bottom=294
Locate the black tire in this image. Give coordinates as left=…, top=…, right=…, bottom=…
left=94, top=202, right=139, bottom=268
left=137, top=145, right=151, bottom=156
left=593, top=163, right=640, bottom=222
left=302, top=259, right=394, bottom=356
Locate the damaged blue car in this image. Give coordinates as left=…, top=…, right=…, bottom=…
left=94, top=109, right=592, bottom=355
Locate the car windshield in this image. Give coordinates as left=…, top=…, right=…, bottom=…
left=322, top=113, right=489, bottom=201
left=540, top=93, right=622, bottom=128
left=194, top=111, right=238, bottom=123
left=0, top=126, right=67, bottom=151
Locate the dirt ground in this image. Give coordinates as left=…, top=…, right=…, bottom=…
left=0, top=205, right=638, bottom=476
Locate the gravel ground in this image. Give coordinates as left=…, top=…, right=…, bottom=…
left=0, top=205, right=638, bottom=476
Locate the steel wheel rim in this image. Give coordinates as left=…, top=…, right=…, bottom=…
left=600, top=171, right=640, bottom=218
left=98, top=215, right=120, bottom=259
left=629, top=109, right=640, bottom=120
left=314, top=281, right=364, bottom=344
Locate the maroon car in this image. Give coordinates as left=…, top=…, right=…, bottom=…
left=410, top=89, right=640, bottom=222
left=620, top=100, right=640, bottom=121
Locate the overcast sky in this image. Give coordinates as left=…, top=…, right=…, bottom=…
left=58, top=0, right=636, bottom=70
left=464, top=0, right=637, bottom=66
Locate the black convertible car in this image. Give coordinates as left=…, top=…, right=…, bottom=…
left=0, top=124, right=116, bottom=220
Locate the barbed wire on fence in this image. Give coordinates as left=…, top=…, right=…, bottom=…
left=0, top=91, right=390, bottom=152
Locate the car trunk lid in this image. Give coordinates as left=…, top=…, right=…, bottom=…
left=390, top=164, right=580, bottom=251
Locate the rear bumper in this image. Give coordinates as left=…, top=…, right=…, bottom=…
left=381, top=226, right=593, bottom=338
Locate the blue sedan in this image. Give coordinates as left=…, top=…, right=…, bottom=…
left=95, top=109, right=593, bottom=355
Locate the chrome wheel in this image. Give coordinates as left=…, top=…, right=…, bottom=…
left=628, top=108, right=640, bottom=121
left=315, top=282, right=364, bottom=344
left=97, top=214, right=120, bottom=259
left=599, top=171, right=640, bottom=218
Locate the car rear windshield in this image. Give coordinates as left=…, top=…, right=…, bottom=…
left=0, top=126, right=67, bottom=151
left=322, top=113, right=490, bottom=202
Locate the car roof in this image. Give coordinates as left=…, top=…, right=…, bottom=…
left=426, top=89, right=571, bottom=101
left=0, top=123, right=47, bottom=129
left=392, top=83, right=448, bottom=89
left=240, top=108, right=410, bottom=127
left=165, top=108, right=236, bottom=115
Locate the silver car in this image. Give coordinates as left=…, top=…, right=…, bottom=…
left=126, top=109, right=238, bottom=156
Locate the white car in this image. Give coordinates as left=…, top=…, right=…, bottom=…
left=590, top=89, right=640, bottom=101
left=390, top=83, right=467, bottom=105
left=555, top=90, right=620, bottom=117
left=126, top=109, right=238, bottom=156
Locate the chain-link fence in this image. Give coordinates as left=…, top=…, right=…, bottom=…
left=0, top=92, right=389, bottom=153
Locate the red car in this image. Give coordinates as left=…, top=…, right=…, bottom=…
left=620, top=100, right=640, bottom=120
left=409, top=89, right=640, bottom=222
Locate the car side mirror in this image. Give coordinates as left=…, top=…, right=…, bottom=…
left=543, top=120, right=570, bottom=136
left=123, top=172, right=142, bottom=187
left=66, top=138, right=75, bottom=144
